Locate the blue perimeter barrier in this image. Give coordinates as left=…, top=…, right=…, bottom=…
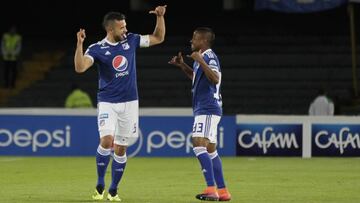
left=0, top=113, right=236, bottom=157
left=1, top=110, right=359, bottom=157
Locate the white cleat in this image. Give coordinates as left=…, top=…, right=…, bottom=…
left=107, top=193, right=122, bottom=202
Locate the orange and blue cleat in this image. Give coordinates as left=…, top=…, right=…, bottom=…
left=195, top=186, right=219, bottom=201
left=218, top=188, right=231, bottom=201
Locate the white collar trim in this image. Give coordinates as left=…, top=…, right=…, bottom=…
left=202, top=49, right=212, bottom=56
left=104, top=37, right=119, bottom=46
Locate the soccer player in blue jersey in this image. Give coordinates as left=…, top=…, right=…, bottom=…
left=169, top=27, right=231, bottom=201
left=74, top=5, right=166, bottom=202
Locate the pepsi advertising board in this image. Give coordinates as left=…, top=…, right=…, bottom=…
left=312, top=124, right=360, bottom=157
left=2, top=112, right=360, bottom=157
left=236, top=124, right=302, bottom=156
left=0, top=115, right=98, bottom=156
left=0, top=115, right=236, bottom=157
left=130, top=116, right=236, bottom=157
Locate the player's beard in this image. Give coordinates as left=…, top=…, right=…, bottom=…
left=113, top=35, right=122, bottom=42
left=114, top=33, right=126, bottom=42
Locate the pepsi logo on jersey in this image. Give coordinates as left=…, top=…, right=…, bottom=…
left=112, top=55, right=128, bottom=72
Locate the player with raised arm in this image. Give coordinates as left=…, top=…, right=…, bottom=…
left=74, top=5, right=166, bottom=202
left=169, top=27, right=231, bottom=201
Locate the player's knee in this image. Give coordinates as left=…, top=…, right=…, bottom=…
left=207, top=143, right=217, bottom=153
left=192, top=137, right=208, bottom=147
left=114, top=145, right=127, bottom=156
left=100, top=135, right=113, bottom=149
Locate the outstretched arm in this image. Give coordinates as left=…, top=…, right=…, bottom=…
left=168, top=52, right=193, bottom=80
left=148, top=5, right=166, bottom=46
left=188, top=50, right=219, bottom=84
left=74, top=29, right=93, bottom=73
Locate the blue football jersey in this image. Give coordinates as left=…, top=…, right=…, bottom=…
left=85, top=33, right=143, bottom=103
left=192, top=49, right=222, bottom=116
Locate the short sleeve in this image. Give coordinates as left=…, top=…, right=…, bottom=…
left=204, top=52, right=219, bottom=72
left=84, top=43, right=97, bottom=63
left=139, top=35, right=150, bottom=48
left=130, top=33, right=149, bottom=48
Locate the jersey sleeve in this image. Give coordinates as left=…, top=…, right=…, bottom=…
left=139, top=35, right=150, bottom=48
left=131, top=33, right=150, bottom=48
left=84, top=43, right=98, bottom=63
left=204, top=52, right=220, bottom=72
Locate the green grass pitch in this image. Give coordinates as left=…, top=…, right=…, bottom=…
left=0, top=157, right=359, bottom=203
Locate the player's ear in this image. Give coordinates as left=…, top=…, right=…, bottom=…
left=105, top=26, right=110, bottom=33
left=105, top=23, right=113, bottom=33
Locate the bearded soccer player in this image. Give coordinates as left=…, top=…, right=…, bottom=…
left=74, top=5, right=166, bottom=202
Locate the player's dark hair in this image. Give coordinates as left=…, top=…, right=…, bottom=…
left=103, top=12, right=126, bottom=30
left=195, top=27, right=215, bottom=46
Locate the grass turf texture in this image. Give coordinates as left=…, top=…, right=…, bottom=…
left=0, top=157, right=359, bottom=203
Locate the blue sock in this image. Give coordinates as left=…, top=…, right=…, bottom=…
left=96, top=145, right=111, bottom=188
left=193, top=147, right=215, bottom=187
left=109, top=153, right=127, bottom=192
left=209, top=151, right=226, bottom=188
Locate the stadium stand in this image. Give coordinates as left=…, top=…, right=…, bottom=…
left=2, top=4, right=360, bottom=115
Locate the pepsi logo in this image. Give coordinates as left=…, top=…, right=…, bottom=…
left=127, top=128, right=143, bottom=157
left=112, top=55, right=128, bottom=72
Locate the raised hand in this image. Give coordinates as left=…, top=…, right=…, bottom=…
left=77, top=28, right=86, bottom=44
left=168, top=52, right=184, bottom=67
left=149, top=5, right=167, bottom=16
left=187, top=50, right=203, bottom=62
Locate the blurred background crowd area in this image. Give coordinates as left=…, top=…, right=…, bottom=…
left=1, top=0, right=360, bottom=115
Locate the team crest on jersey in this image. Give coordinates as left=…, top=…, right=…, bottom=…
left=112, top=55, right=128, bottom=72
left=209, top=60, right=217, bottom=66
left=122, top=43, right=130, bottom=50
left=99, top=119, right=105, bottom=126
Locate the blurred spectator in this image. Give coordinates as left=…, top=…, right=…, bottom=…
left=65, top=84, right=93, bottom=108
left=309, top=88, right=334, bottom=116
left=332, top=95, right=341, bottom=115
left=1, top=25, right=22, bottom=88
